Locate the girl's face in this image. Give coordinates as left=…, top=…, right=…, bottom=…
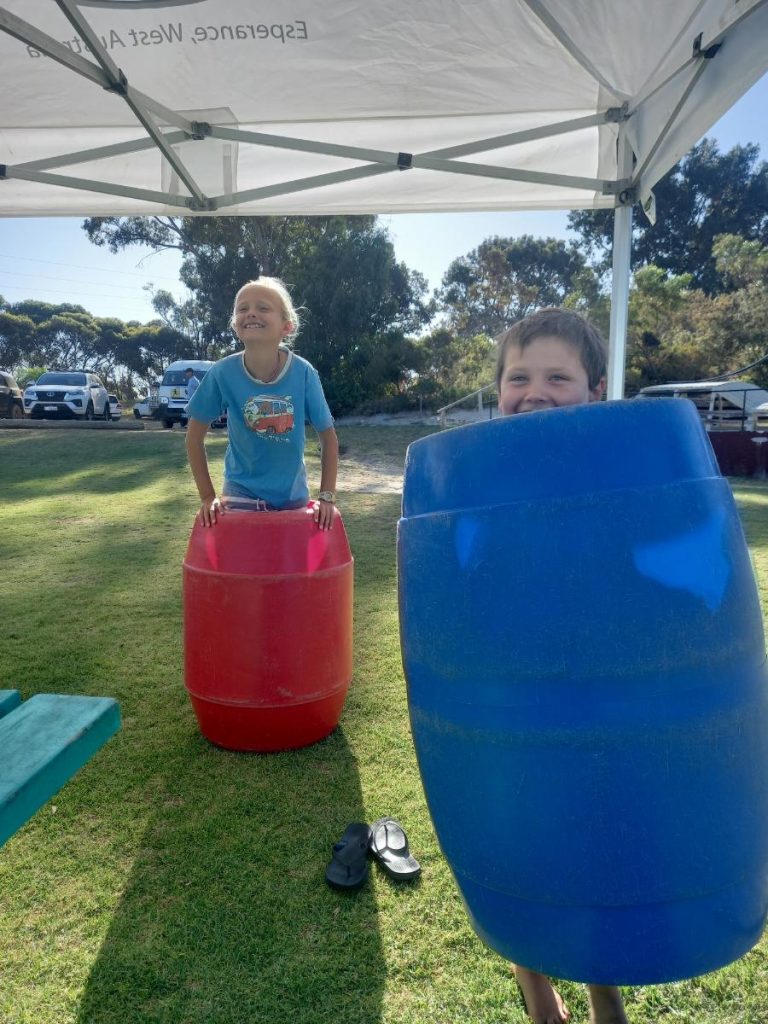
left=233, top=285, right=293, bottom=346
left=498, top=336, right=605, bottom=415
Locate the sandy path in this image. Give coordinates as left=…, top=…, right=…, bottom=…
left=337, top=453, right=404, bottom=494
left=136, top=417, right=407, bottom=493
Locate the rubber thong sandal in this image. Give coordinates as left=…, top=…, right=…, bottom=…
left=325, top=822, right=372, bottom=890
left=369, top=817, right=421, bottom=880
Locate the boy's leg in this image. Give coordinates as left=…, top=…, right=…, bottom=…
left=513, top=965, right=570, bottom=1024
left=586, top=985, right=628, bottom=1024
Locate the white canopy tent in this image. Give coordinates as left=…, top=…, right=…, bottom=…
left=2, top=0, right=767, bottom=396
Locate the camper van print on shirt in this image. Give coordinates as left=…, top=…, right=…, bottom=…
left=243, top=395, right=295, bottom=440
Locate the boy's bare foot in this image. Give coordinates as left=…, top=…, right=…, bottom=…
left=513, top=965, right=570, bottom=1024
left=587, top=985, right=628, bottom=1024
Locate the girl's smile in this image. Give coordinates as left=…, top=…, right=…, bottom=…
left=234, top=285, right=293, bottom=346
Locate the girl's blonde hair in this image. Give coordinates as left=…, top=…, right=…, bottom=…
left=230, top=277, right=301, bottom=343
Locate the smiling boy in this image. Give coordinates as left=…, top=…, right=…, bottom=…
left=496, top=307, right=606, bottom=417
left=495, top=308, right=627, bottom=1024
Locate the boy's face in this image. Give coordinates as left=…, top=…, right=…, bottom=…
left=498, top=336, right=605, bottom=416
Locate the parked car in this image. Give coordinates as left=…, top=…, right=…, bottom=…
left=0, top=370, right=25, bottom=419
left=108, top=394, right=122, bottom=420
left=24, top=370, right=111, bottom=420
left=158, top=360, right=226, bottom=428
left=158, top=359, right=213, bottom=428
left=133, top=394, right=158, bottom=419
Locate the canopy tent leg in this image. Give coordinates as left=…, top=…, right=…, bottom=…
left=607, top=203, right=632, bottom=400
left=607, top=135, right=635, bottom=401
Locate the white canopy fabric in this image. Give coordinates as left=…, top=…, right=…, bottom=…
left=1, top=0, right=767, bottom=219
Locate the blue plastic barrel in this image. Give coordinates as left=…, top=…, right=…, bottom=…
left=398, top=399, right=768, bottom=984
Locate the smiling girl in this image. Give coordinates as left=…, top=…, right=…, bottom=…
left=185, top=277, right=338, bottom=530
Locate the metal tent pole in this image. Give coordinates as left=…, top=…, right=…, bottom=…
left=607, top=136, right=635, bottom=400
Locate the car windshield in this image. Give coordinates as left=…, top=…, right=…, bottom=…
left=36, top=372, right=87, bottom=386
left=162, top=369, right=206, bottom=386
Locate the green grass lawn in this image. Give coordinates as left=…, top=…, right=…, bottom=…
left=1, top=427, right=768, bottom=1024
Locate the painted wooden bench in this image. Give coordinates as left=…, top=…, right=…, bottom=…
left=0, top=689, right=121, bottom=849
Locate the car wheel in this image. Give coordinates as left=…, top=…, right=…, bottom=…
left=11, top=403, right=23, bottom=420
left=163, top=419, right=174, bottom=429
left=84, top=402, right=95, bottom=420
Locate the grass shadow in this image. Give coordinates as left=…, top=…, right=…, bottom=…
left=74, top=728, right=385, bottom=1024
left=0, top=430, right=215, bottom=501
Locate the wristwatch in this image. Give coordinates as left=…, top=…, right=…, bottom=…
left=317, top=490, right=336, bottom=503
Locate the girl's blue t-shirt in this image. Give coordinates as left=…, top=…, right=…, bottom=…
left=187, top=349, right=334, bottom=506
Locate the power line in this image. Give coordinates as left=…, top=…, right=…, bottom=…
left=0, top=251, right=181, bottom=284
left=0, top=280, right=157, bottom=299
left=0, top=270, right=182, bottom=292
left=0, top=282, right=159, bottom=309
left=695, top=353, right=768, bottom=382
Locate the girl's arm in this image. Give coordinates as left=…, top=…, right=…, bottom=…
left=315, top=426, right=339, bottom=530
left=185, top=418, right=224, bottom=526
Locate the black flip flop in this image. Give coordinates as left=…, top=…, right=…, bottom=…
left=369, top=817, right=421, bottom=880
left=325, top=822, right=372, bottom=890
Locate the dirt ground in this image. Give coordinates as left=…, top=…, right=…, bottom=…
left=337, top=452, right=403, bottom=494
left=141, top=416, right=406, bottom=494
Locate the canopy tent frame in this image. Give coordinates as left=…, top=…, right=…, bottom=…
left=2, top=0, right=768, bottom=398
left=1, top=2, right=635, bottom=209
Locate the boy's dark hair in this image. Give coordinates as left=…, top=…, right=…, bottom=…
left=495, top=307, right=608, bottom=390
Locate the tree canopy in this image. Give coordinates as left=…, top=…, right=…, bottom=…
left=607, top=235, right=768, bottom=394
left=568, top=140, right=768, bottom=294
left=437, top=235, right=586, bottom=340
left=0, top=295, right=189, bottom=395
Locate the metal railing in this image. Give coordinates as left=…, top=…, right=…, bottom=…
left=436, top=383, right=496, bottom=429
left=636, top=387, right=768, bottom=432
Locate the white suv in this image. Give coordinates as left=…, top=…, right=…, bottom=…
left=24, top=371, right=111, bottom=421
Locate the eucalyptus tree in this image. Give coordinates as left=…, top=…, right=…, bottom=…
left=436, top=235, right=586, bottom=339
left=569, top=140, right=768, bottom=295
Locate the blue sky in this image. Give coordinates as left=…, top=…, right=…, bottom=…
left=1, top=72, right=766, bottom=324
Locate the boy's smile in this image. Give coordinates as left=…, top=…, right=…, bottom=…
left=498, top=336, right=605, bottom=415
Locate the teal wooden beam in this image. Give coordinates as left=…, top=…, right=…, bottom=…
left=0, top=694, right=121, bottom=848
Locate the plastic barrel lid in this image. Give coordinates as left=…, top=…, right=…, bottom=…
left=402, top=399, right=720, bottom=518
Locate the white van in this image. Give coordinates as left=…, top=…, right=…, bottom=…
left=636, top=380, right=768, bottom=431
left=157, top=359, right=214, bottom=428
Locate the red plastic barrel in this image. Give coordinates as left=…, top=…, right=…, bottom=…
left=183, top=506, right=354, bottom=752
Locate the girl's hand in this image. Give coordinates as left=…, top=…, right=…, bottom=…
left=313, top=498, right=335, bottom=531
left=198, top=496, right=224, bottom=527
